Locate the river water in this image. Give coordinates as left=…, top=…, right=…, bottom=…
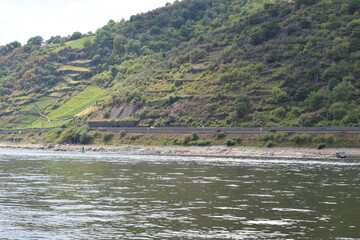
left=0, top=148, right=359, bottom=239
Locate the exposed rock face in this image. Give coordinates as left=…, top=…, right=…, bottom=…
left=335, top=152, right=347, bottom=158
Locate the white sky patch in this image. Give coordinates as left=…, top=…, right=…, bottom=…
left=0, top=0, right=175, bottom=46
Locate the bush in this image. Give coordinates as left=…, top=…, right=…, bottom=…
left=44, top=126, right=92, bottom=144
left=315, top=134, right=334, bottom=144
left=214, top=131, right=226, bottom=140
left=262, top=132, right=287, bottom=142
left=181, top=134, right=193, bottom=145
left=130, top=134, right=142, bottom=141
left=317, top=143, right=326, bottom=150
left=191, top=132, right=199, bottom=141
left=348, top=0, right=360, bottom=14
left=264, top=140, right=274, bottom=148
left=193, top=140, right=211, bottom=146
left=44, top=129, right=62, bottom=143
left=79, top=127, right=92, bottom=144
left=250, top=21, right=280, bottom=45
left=57, top=128, right=76, bottom=144
left=119, top=130, right=126, bottom=138
left=290, top=134, right=312, bottom=144
left=103, top=132, right=114, bottom=143
left=226, top=139, right=236, bottom=146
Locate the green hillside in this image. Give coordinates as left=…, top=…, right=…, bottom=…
left=1, top=0, right=360, bottom=129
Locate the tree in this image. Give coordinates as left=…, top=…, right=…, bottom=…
left=70, top=31, right=82, bottom=41
left=305, top=92, right=326, bottom=110
left=329, top=82, right=353, bottom=102
left=27, top=36, right=43, bottom=45
left=294, top=0, right=317, bottom=9
left=112, top=35, right=127, bottom=55
left=1, top=41, right=21, bottom=54
left=235, top=94, right=251, bottom=117
left=46, top=35, right=62, bottom=44
left=250, top=21, right=280, bottom=45
left=294, top=87, right=309, bottom=101
left=348, top=0, right=360, bottom=14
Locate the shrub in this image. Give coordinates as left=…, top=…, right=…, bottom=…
left=44, top=129, right=62, bottom=143
left=119, top=130, right=126, bottom=138
left=193, top=140, right=211, bottom=146
left=130, top=134, right=142, bottom=141
left=181, top=134, right=192, bottom=145
left=290, top=134, right=312, bottom=144
left=263, top=132, right=287, bottom=142
left=214, top=131, right=226, bottom=140
left=79, top=130, right=91, bottom=144
left=103, top=132, right=114, bottom=143
left=264, top=140, right=274, bottom=148
left=315, top=134, right=335, bottom=144
left=172, top=138, right=179, bottom=145
left=348, top=0, right=360, bottom=14
left=226, top=139, right=236, bottom=146
left=45, top=126, right=92, bottom=144
left=57, top=127, right=78, bottom=144
left=250, top=21, right=280, bottom=45
left=191, top=132, right=199, bottom=141
left=317, top=143, right=326, bottom=150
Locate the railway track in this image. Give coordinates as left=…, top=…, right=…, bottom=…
left=1, top=126, right=360, bottom=135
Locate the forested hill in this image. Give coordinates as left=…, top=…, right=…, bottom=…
left=1, top=0, right=360, bottom=129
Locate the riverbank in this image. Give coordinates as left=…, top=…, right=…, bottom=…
left=1, top=142, right=359, bottom=159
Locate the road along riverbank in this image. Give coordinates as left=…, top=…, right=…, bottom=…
left=0, top=143, right=359, bottom=159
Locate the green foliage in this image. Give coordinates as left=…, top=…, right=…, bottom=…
left=192, top=139, right=211, bottom=146
left=347, top=0, right=360, bottom=14
left=103, top=132, right=114, bottom=143
left=119, top=130, right=126, bottom=138
left=1, top=0, right=360, bottom=130
left=295, top=0, right=317, bottom=9
left=250, top=21, right=280, bottom=45
left=235, top=94, right=251, bottom=118
left=27, top=36, right=43, bottom=45
left=329, top=82, right=353, bottom=102
left=290, top=134, right=312, bottom=144
left=264, top=140, right=274, bottom=148
left=226, top=138, right=236, bottom=146
left=270, top=88, right=289, bottom=104
left=44, top=129, right=62, bottom=143
left=316, top=143, right=326, bottom=149
left=305, top=92, right=327, bottom=111
left=130, top=134, right=142, bottom=141
left=191, top=132, right=199, bottom=141
left=214, top=131, right=226, bottom=140
left=263, top=132, right=287, bottom=142
left=44, top=126, right=92, bottom=144
left=173, top=132, right=207, bottom=146
left=315, top=134, right=335, bottom=144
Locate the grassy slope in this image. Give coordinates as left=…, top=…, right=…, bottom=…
left=48, top=86, right=104, bottom=120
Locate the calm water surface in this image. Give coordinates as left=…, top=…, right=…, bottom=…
left=0, top=148, right=359, bottom=239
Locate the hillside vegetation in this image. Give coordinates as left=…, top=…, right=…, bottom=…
left=1, top=0, right=360, bottom=129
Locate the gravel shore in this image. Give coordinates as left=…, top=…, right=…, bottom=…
left=1, top=143, right=359, bottom=159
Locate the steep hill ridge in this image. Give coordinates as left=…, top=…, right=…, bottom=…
left=0, top=0, right=360, bottom=129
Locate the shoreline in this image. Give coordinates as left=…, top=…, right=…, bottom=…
left=0, top=143, right=359, bottom=159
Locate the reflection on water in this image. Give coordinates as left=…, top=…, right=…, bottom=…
left=0, top=148, right=359, bottom=239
